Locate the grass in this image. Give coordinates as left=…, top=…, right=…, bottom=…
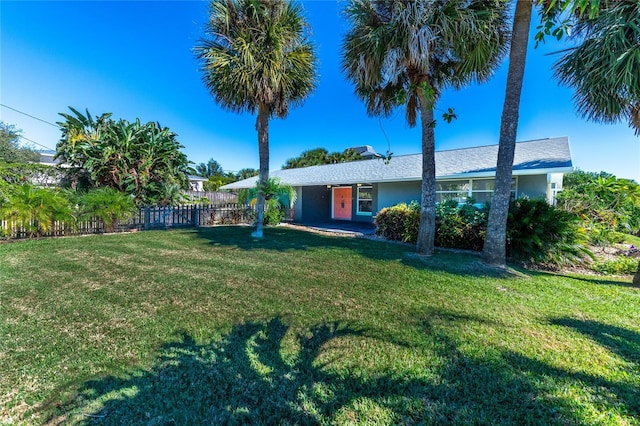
left=1, top=226, right=639, bottom=425
left=624, top=233, right=640, bottom=247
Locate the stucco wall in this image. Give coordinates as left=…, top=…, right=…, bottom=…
left=377, top=181, right=421, bottom=213
left=301, top=186, right=331, bottom=222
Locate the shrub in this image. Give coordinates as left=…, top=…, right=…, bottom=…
left=77, top=187, right=136, bottom=233
left=264, top=199, right=285, bottom=226
left=435, top=200, right=487, bottom=250
left=507, top=198, right=592, bottom=267
left=591, top=256, right=639, bottom=275
left=0, top=184, right=74, bottom=238
left=374, top=202, right=420, bottom=243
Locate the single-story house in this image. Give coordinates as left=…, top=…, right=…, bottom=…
left=221, top=137, right=573, bottom=224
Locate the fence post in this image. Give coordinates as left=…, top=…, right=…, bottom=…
left=144, top=206, right=151, bottom=230
left=192, top=205, right=200, bottom=227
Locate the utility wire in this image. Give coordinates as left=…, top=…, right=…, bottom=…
left=0, top=103, right=58, bottom=150
left=0, top=103, right=60, bottom=128
left=17, top=134, right=55, bottom=151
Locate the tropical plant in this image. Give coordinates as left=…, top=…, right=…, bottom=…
left=194, top=158, right=224, bottom=178
left=507, top=197, right=592, bottom=267
left=55, top=107, right=191, bottom=205
left=195, top=0, right=317, bottom=238
left=557, top=170, right=640, bottom=238
left=482, top=0, right=536, bottom=266
left=236, top=168, right=259, bottom=180
left=0, top=184, right=74, bottom=238
left=550, top=0, right=640, bottom=283
left=0, top=122, right=40, bottom=163
left=282, top=147, right=364, bottom=169
left=239, top=178, right=297, bottom=226
left=77, top=187, right=137, bottom=233
left=483, top=0, right=606, bottom=266
left=342, top=0, right=509, bottom=255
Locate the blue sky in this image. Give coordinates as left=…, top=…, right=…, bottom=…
left=1, top=0, right=638, bottom=181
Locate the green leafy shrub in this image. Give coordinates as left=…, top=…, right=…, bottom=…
left=264, top=199, right=285, bottom=226
left=77, top=187, right=136, bottom=233
left=0, top=184, right=74, bottom=238
left=591, top=256, right=639, bottom=275
left=435, top=200, right=487, bottom=250
left=374, top=202, right=420, bottom=243
left=507, top=198, right=592, bottom=267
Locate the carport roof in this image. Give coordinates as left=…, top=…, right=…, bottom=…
left=221, top=137, right=572, bottom=190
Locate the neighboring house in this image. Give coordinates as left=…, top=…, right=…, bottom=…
left=350, top=145, right=378, bottom=159
left=188, top=175, right=207, bottom=192
left=38, top=150, right=65, bottom=167
left=221, top=137, right=573, bottom=224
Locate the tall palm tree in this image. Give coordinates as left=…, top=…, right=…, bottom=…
left=342, top=0, right=509, bottom=255
left=482, top=0, right=533, bottom=266
left=551, top=0, right=640, bottom=284
left=195, top=0, right=317, bottom=238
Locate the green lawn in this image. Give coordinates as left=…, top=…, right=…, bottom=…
left=1, top=227, right=638, bottom=425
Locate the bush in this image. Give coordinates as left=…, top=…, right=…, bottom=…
left=0, top=184, right=74, bottom=238
left=264, top=199, right=285, bottom=226
left=507, top=198, right=592, bottom=267
left=435, top=200, right=486, bottom=250
left=77, top=187, right=137, bottom=233
left=374, top=202, right=420, bottom=243
left=591, top=256, right=639, bottom=275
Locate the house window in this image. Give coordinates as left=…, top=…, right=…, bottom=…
left=357, top=186, right=373, bottom=215
left=435, top=178, right=517, bottom=204
left=435, top=180, right=469, bottom=203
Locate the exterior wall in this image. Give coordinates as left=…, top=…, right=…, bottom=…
left=377, top=181, right=421, bottom=213
left=296, top=173, right=557, bottom=223
left=293, top=186, right=303, bottom=221
left=301, top=186, right=332, bottom=222
left=517, top=174, right=547, bottom=199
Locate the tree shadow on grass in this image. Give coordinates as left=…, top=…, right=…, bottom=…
left=193, top=226, right=515, bottom=279
left=522, top=269, right=635, bottom=288
left=41, top=312, right=638, bottom=425
left=499, top=317, right=640, bottom=421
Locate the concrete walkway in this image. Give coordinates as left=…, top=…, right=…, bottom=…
left=290, top=221, right=376, bottom=236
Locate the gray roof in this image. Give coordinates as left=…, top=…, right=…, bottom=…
left=222, top=137, right=572, bottom=190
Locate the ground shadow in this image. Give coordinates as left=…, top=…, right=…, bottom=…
left=193, top=226, right=516, bottom=279
left=550, top=317, right=640, bottom=366
left=41, top=312, right=637, bottom=424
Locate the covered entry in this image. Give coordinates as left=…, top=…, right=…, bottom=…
left=332, top=187, right=352, bottom=220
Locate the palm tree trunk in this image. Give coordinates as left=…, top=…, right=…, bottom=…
left=633, top=263, right=640, bottom=287
left=416, top=88, right=437, bottom=255
left=252, top=103, right=270, bottom=238
left=483, top=0, right=533, bottom=266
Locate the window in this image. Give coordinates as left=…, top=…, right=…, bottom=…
left=357, top=186, right=373, bottom=215
left=435, top=178, right=517, bottom=204
left=435, top=180, right=469, bottom=203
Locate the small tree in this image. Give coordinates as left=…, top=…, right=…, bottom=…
left=0, top=122, right=40, bottom=163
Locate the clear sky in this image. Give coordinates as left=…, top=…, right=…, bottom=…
left=1, top=0, right=638, bottom=181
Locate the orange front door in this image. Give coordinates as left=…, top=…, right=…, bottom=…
left=333, top=187, right=352, bottom=220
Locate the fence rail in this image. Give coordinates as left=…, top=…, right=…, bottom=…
left=0, top=203, right=256, bottom=241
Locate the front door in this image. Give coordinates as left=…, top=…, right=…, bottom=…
left=332, top=187, right=352, bottom=220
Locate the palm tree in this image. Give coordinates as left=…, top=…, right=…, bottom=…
left=195, top=0, right=317, bottom=238
left=342, top=0, right=509, bottom=255
left=551, top=0, right=640, bottom=284
left=482, top=0, right=534, bottom=266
